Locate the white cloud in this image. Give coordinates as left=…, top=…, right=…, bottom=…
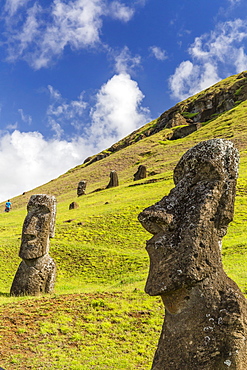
left=4, top=0, right=30, bottom=16
left=169, top=19, right=247, bottom=100
left=6, top=122, right=18, bottom=130
left=149, top=46, right=167, bottom=61
left=108, top=1, right=134, bottom=22
left=227, top=0, right=241, bottom=4
left=47, top=85, right=61, bottom=100
left=0, top=70, right=150, bottom=201
left=3, top=0, right=137, bottom=69
left=90, top=72, right=150, bottom=147
left=47, top=86, right=88, bottom=138
left=0, top=130, right=96, bottom=202
left=47, top=119, right=64, bottom=139
left=169, top=61, right=219, bottom=101
left=114, top=46, right=141, bottom=74
left=18, top=108, right=32, bottom=125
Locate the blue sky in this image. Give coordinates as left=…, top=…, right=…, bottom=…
left=0, top=0, right=247, bottom=201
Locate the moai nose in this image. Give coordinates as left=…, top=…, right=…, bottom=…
left=23, top=215, right=38, bottom=237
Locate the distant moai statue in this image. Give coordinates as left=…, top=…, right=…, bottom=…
left=134, top=165, right=147, bottom=181
left=106, top=170, right=119, bottom=189
left=69, top=201, right=79, bottom=210
left=77, top=180, right=87, bottom=196
left=10, top=194, right=57, bottom=296
left=138, top=139, right=247, bottom=370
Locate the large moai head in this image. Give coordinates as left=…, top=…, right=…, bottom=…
left=138, top=139, right=239, bottom=296
left=19, top=194, right=57, bottom=260
left=77, top=180, right=87, bottom=196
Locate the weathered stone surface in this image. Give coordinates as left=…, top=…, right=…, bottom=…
left=83, top=152, right=109, bottom=165
left=10, top=255, right=56, bottom=296
left=134, top=165, right=147, bottom=181
left=138, top=139, right=247, bottom=370
left=77, top=181, right=87, bottom=196
left=167, top=123, right=201, bottom=140
left=10, top=194, right=57, bottom=296
left=69, top=201, right=79, bottom=210
left=165, top=112, right=188, bottom=129
left=106, top=170, right=119, bottom=188
left=19, top=194, right=56, bottom=259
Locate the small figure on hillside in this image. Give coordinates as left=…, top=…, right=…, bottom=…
left=4, top=200, right=12, bottom=212
left=138, top=139, right=247, bottom=370
left=10, top=194, right=57, bottom=296
left=106, top=170, right=119, bottom=189
left=134, top=165, right=147, bottom=181
left=77, top=181, right=87, bottom=196
left=69, top=201, right=79, bottom=210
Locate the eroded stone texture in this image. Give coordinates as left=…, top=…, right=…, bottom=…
left=134, top=165, right=147, bottom=181
left=138, top=139, right=247, bottom=370
left=10, top=194, right=57, bottom=296
left=167, top=123, right=201, bottom=140
left=106, top=170, right=119, bottom=188
left=77, top=181, right=87, bottom=196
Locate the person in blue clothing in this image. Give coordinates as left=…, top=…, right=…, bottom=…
left=5, top=200, right=12, bottom=212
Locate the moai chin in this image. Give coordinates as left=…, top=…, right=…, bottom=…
left=138, top=139, right=247, bottom=370
left=77, top=180, right=87, bottom=196
left=134, top=165, right=147, bottom=181
left=10, top=194, right=57, bottom=296
left=106, top=170, right=119, bottom=189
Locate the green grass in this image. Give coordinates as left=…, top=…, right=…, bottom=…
left=181, top=111, right=199, bottom=119
left=0, top=291, right=164, bottom=370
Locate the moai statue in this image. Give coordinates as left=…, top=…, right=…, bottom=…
left=69, top=201, right=79, bottom=210
left=77, top=180, right=87, bottom=196
left=10, top=194, right=57, bottom=296
left=106, top=170, right=119, bottom=189
left=134, top=165, right=147, bottom=181
left=138, top=139, right=247, bottom=370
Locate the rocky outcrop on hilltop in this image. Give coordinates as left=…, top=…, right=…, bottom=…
left=154, top=71, right=247, bottom=134
left=84, top=71, right=247, bottom=166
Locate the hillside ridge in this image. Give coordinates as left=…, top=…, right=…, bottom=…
left=3, top=70, right=247, bottom=210
left=84, top=71, right=247, bottom=166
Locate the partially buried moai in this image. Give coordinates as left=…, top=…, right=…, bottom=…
left=138, top=139, right=247, bottom=370
left=77, top=180, right=87, bottom=196
left=10, top=194, right=57, bottom=296
left=106, top=170, right=119, bottom=188
left=134, top=165, right=147, bottom=181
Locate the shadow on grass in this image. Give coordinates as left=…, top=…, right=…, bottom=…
left=0, top=293, right=9, bottom=297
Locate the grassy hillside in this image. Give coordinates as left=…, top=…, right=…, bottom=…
left=0, top=75, right=247, bottom=369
